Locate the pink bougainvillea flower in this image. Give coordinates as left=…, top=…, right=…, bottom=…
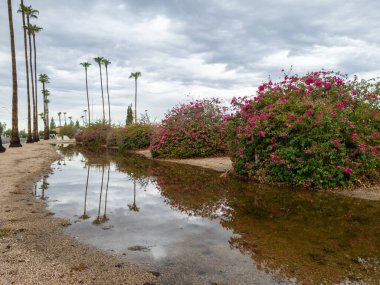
left=289, top=114, right=295, bottom=120
left=343, top=167, right=353, bottom=175
left=305, top=77, right=314, bottom=85
left=315, top=79, right=322, bottom=87
left=258, top=131, right=265, bottom=138
left=324, top=82, right=332, bottom=89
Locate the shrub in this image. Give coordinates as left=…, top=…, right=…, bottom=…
left=226, top=71, right=380, bottom=188
left=77, top=123, right=111, bottom=149
left=105, top=124, right=154, bottom=150
left=117, top=123, right=155, bottom=150
left=151, top=98, right=227, bottom=158
left=58, top=125, right=77, bottom=138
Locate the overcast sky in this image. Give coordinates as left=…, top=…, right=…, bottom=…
left=1, top=0, right=380, bottom=129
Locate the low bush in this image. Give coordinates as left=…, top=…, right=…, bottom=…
left=76, top=123, right=111, bottom=149
left=151, top=98, right=227, bottom=158
left=104, top=124, right=155, bottom=150
left=226, top=71, right=380, bottom=188
left=58, top=125, right=78, bottom=139
left=116, top=123, right=155, bottom=150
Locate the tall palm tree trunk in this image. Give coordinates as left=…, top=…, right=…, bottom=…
left=43, top=83, right=49, bottom=140
left=134, top=78, right=137, bottom=124
left=98, top=65, right=105, bottom=124
left=8, top=0, right=21, bottom=148
left=105, top=65, right=111, bottom=126
left=21, top=0, right=32, bottom=143
left=33, top=33, right=39, bottom=141
left=0, top=136, right=5, bottom=153
left=85, top=68, right=91, bottom=125
left=26, top=15, right=36, bottom=142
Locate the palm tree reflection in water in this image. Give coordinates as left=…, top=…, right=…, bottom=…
left=128, top=179, right=140, bottom=212
left=80, top=165, right=90, bottom=220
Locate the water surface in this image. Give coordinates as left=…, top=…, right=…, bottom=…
left=35, top=146, right=380, bottom=284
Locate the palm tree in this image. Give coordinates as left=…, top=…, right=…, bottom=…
left=83, top=109, right=88, bottom=125
left=129, top=72, right=141, bottom=124
left=39, top=74, right=50, bottom=140
left=8, top=0, right=21, bottom=148
left=18, top=1, right=33, bottom=143
left=102, top=58, right=111, bottom=125
left=68, top=116, right=73, bottom=125
left=29, top=24, right=42, bottom=141
left=24, top=6, right=39, bottom=142
left=94, top=57, right=105, bottom=124
left=0, top=122, right=5, bottom=153
left=80, top=62, right=91, bottom=126
left=57, top=112, right=62, bottom=126
left=80, top=115, right=85, bottom=126
left=42, top=89, right=50, bottom=140
left=63, top=112, right=67, bottom=126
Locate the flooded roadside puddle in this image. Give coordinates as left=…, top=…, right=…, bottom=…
left=35, top=146, right=380, bottom=284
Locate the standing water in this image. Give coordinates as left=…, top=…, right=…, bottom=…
left=35, top=146, right=380, bottom=285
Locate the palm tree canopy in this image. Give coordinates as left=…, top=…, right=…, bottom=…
left=28, top=24, right=43, bottom=35
left=80, top=62, right=91, bottom=69
left=102, top=59, right=111, bottom=67
left=39, top=74, right=50, bottom=83
left=94, top=57, right=104, bottom=65
left=129, top=71, right=142, bottom=79
left=21, top=5, right=39, bottom=19
left=58, top=112, right=61, bottom=116
left=42, top=89, right=50, bottom=96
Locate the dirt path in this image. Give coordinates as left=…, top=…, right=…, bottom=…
left=0, top=143, right=155, bottom=285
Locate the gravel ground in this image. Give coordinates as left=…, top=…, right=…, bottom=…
left=0, top=143, right=155, bottom=285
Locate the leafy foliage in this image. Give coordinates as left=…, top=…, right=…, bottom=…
left=126, top=104, right=133, bottom=125
left=151, top=98, right=227, bottom=158
left=107, top=123, right=155, bottom=150
left=226, top=71, right=380, bottom=188
left=75, top=122, right=110, bottom=148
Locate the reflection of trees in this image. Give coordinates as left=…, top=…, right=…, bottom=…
left=40, top=175, right=49, bottom=200
left=151, top=163, right=380, bottom=284
left=79, top=150, right=380, bottom=284
left=57, top=144, right=78, bottom=161
left=91, top=163, right=111, bottom=224
left=80, top=165, right=90, bottom=220
left=150, top=163, right=227, bottom=218
left=128, top=180, right=140, bottom=212
left=93, top=165, right=105, bottom=225
left=102, top=164, right=110, bottom=222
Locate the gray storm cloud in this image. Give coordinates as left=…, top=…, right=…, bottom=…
left=1, top=0, right=380, bottom=129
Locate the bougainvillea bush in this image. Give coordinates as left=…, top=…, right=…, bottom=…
left=226, top=71, right=380, bottom=188
left=75, top=122, right=111, bottom=149
left=116, top=123, right=155, bottom=150
left=151, top=98, right=228, bottom=158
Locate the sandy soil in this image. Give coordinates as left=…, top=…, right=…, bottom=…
left=0, top=143, right=155, bottom=285
left=332, top=185, right=380, bottom=201
left=134, top=149, right=233, bottom=173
